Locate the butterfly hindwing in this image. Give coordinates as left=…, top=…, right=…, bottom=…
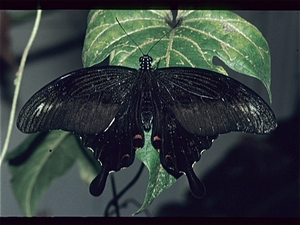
left=153, top=67, right=277, bottom=137
left=151, top=104, right=217, bottom=198
left=17, top=66, right=139, bottom=134
left=78, top=87, right=145, bottom=196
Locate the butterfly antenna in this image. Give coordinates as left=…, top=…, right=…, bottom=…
left=116, top=17, right=145, bottom=55
left=146, top=19, right=181, bottom=55
left=116, top=17, right=181, bottom=56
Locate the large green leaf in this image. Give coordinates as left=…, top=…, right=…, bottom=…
left=82, top=10, right=271, bottom=99
left=6, top=131, right=84, bottom=216
left=82, top=9, right=272, bottom=214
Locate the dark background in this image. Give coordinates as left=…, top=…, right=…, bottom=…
left=1, top=10, right=299, bottom=217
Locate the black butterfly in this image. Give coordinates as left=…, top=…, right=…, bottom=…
left=17, top=52, right=277, bottom=198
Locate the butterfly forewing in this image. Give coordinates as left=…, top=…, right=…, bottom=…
left=153, top=67, right=277, bottom=136
left=17, top=66, right=139, bottom=134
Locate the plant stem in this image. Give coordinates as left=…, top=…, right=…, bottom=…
left=104, top=163, right=145, bottom=216
left=0, top=10, right=42, bottom=167
left=110, top=173, right=120, bottom=216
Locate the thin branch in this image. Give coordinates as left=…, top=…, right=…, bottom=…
left=0, top=10, right=42, bottom=167
left=110, top=173, right=120, bottom=216
left=105, top=163, right=145, bottom=216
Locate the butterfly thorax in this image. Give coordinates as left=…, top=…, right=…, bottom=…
left=139, top=55, right=153, bottom=70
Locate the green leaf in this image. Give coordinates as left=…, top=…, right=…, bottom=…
left=82, top=9, right=272, bottom=213
left=6, top=130, right=83, bottom=216
left=82, top=10, right=271, bottom=100
left=134, top=130, right=177, bottom=215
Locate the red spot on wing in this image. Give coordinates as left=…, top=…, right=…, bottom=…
left=133, top=134, right=143, bottom=151
left=153, top=135, right=161, bottom=142
left=133, top=134, right=143, bottom=140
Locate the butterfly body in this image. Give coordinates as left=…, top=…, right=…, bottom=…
left=17, top=55, right=277, bottom=198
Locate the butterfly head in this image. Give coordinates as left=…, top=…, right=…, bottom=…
left=139, top=55, right=153, bottom=70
